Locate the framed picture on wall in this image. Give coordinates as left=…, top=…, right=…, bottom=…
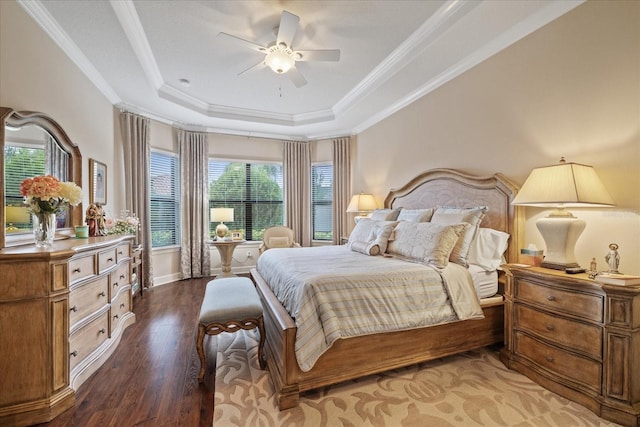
left=89, top=159, right=107, bottom=205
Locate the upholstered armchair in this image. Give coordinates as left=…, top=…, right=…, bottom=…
left=258, top=226, right=301, bottom=255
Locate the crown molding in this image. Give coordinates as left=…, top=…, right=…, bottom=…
left=17, top=0, right=121, bottom=104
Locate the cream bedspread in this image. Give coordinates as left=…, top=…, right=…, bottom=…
left=256, top=245, right=483, bottom=371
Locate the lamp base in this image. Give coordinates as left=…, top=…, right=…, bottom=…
left=536, top=212, right=586, bottom=271
left=215, top=222, right=229, bottom=239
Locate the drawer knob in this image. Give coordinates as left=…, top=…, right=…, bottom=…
left=546, top=295, right=555, bottom=301
left=70, top=350, right=78, bottom=357
left=118, top=251, right=123, bottom=255
left=546, top=356, right=554, bottom=362
left=70, top=305, right=78, bottom=312
left=113, top=282, right=119, bottom=287
left=99, top=328, right=106, bottom=334
left=120, top=303, right=125, bottom=308
left=120, top=274, right=126, bottom=280
left=98, top=291, right=106, bottom=297
left=546, top=324, right=555, bottom=331
left=73, top=268, right=81, bottom=273
left=114, top=314, right=119, bottom=319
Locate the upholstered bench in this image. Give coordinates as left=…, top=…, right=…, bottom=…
left=196, top=277, right=266, bottom=382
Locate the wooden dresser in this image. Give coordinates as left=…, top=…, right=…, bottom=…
left=0, top=235, right=136, bottom=426
left=500, top=265, right=640, bottom=427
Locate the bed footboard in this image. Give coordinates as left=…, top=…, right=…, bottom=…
left=251, top=268, right=301, bottom=409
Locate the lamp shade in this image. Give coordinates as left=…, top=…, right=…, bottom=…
left=512, top=158, right=614, bottom=271
left=346, top=194, right=377, bottom=213
left=5, top=206, right=30, bottom=224
left=210, top=208, right=234, bottom=223
left=512, top=159, right=614, bottom=208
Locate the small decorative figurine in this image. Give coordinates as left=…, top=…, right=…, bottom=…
left=86, top=203, right=106, bottom=237
left=590, top=257, right=597, bottom=273
left=605, top=243, right=620, bottom=274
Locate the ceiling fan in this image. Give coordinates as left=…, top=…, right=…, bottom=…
left=218, top=10, right=340, bottom=88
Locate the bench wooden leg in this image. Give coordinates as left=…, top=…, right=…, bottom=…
left=257, top=316, right=266, bottom=370
left=196, top=324, right=206, bottom=382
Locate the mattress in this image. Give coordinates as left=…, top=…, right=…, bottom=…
left=256, top=245, right=484, bottom=371
left=468, top=264, right=499, bottom=299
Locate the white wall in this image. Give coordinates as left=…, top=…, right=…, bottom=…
left=355, top=1, right=640, bottom=274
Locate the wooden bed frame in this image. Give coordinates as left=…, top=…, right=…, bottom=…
left=251, top=168, right=523, bottom=410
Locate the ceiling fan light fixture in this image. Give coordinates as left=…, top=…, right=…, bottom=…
left=265, top=48, right=295, bottom=74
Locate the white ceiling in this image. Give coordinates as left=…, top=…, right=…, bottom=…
left=19, top=0, right=582, bottom=141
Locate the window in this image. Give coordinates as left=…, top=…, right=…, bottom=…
left=150, top=150, right=180, bottom=247
left=311, top=163, right=333, bottom=241
left=208, top=160, right=283, bottom=241
left=5, top=140, right=46, bottom=230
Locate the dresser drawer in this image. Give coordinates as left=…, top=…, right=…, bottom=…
left=98, top=248, right=117, bottom=273
left=110, top=262, right=130, bottom=301
left=69, top=275, right=109, bottom=329
left=110, top=288, right=131, bottom=335
left=515, top=331, right=601, bottom=393
left=69, top=311, right=109, bottom=371
left=516, top=279, right=603, bottom=322
left=69, top=254, right=96, bottom=284
left=115, top=243, right=130, bottom=262
left=515, top=304, right=602, bottom=359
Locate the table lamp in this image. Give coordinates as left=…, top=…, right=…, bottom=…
left=5, top=206, right=30, bottom=231
left=511, top=157, right=614, bottom=270
left=210, top=208, right=234, bottom=240
left=346, top=193, right=377, bottom=223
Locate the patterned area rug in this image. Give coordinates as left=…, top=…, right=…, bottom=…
left=213, top=330, right=620, bottom=426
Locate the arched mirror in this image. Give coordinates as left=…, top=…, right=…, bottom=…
left=1, top=107, right=82, bottom=248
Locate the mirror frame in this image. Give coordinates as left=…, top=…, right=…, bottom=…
left=1, top=107, right=83, bottom=248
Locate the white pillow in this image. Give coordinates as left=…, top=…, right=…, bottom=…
left=468, top=228, right=510, bottom=271
left=431, top=206, right=488, bottom=268
left=369, top=208, right=401, bottom=221
left=350, top=240, right=381, bottom=256
left=347, top=219, right=397, bottom=254
left=396, top=208, right=434, bottom=223
left=386, top=222, right=465, bottom=268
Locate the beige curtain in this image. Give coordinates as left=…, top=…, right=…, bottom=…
left=283, top=140, right=311, bottom=247
left=119, top=111, right=153, bottom=288
left=178, top=129, right=210, bottom=279
left=332, top=136, right=351, bottom=244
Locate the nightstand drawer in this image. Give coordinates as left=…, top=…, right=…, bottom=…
left=516, top=279, right=603, bottom=322
left=515, top=331, right=601, bottom=393
left=515, top=304, right=602, bottom=359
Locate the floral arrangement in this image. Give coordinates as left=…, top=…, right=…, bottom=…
left=106, top=211, right=140, bottom=235
left=21, top=175, right=83, bottom=214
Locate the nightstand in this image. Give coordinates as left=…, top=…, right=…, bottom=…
left=500, top=265, right=640, bottom=427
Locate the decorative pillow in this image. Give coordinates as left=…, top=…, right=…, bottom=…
left=396, top=208, right=434, bottom=223
left=431, top=206, right=488, bottom=267
left=386, top=222, right=465, bottom=268
left=268, top=236, right=290, bottom=248
left=347, top=219, right=397, bottom=254
left=369, top=208, right=401, bottom=221
left=468, top=228, right=510, bottom=271
left=350, top=240, right=381, bottom=256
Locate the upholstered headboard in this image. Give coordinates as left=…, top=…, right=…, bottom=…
left=384, top=169, right=523, bottom=263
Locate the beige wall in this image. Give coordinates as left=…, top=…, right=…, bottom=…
left=3, top=0, right=638, bottom=277
left=356, top=1, right=640, bottom=274
left=1, top=1, right=115, bottom=211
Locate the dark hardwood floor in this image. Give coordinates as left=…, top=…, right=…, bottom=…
left=38, top=277, right=218, bottom=427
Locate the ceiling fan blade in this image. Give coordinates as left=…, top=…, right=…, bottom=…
left=217, top=32, right=266, bottom=53
left=295, top=49, right=341, bottom=62
left=287, top=66, right=307, bottom=88
left=276, top=10, right=299, bottom=48
left=238, top=60, right=267, bottom=76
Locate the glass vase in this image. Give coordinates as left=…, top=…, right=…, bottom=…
left=33, top=212, right=56, bottom=248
